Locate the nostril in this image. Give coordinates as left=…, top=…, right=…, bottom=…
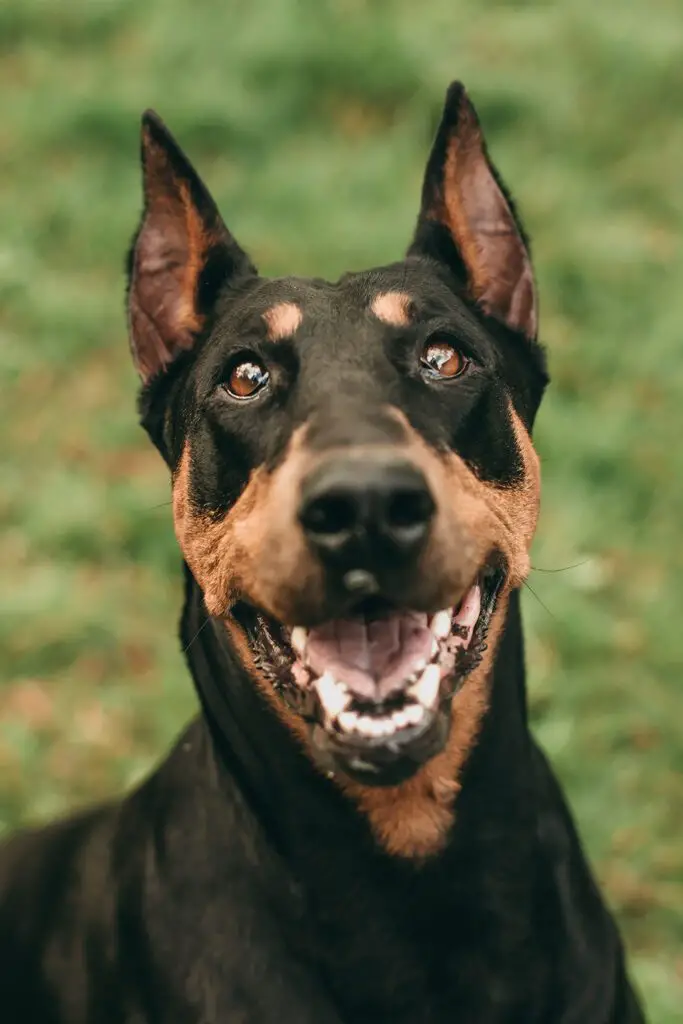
left=385, top=487, right=435, bottom=531
left=300, top=492, right=358, bottom=539
left=298, top=458, right=434, bottom=563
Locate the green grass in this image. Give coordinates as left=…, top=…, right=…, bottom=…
left=1, top=0, right=681, bottom=1017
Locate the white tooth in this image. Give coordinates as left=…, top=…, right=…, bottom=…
left=349, top=757, right=380, bottom=773
left=453, top=582, right=482, bottom=640
left=338, top=710, right=359, bottom=732
left=431, top=638, right=439, bottom=659
left=404, top=703, right=424, bottom=725
left=357, top=716, right=377, bottom=736
left=315, top=672, right=351, bottom=718
left=411, top=663, right=440, bottom=708
left=392, top=710, right=408, bottom=728
left=432, top=610, right=452, bottom=639
left=290, top=627, right=307, bottom=658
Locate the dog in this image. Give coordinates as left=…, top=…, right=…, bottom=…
left=0, top=81, right=645, bottom=1023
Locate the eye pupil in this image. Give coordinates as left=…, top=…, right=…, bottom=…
left=226, top=359, right=269, bottom=399
left=421, top=339, right=465, bottom=379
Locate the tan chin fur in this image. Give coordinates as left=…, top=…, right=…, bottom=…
left=338, top=598, right=507, bottom=859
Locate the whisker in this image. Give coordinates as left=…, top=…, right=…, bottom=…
left=183, top=615, right=211, bottom=654
left=530, top=560, right=589, bottom=574
left=522, top=579, right=557, bottom=621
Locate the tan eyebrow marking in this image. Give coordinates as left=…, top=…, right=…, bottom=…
left=370, top=291, right=413, bottom=327
left=262, top=302, right=303, bottom=341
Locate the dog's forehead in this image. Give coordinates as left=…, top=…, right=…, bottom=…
left=216, top=262, right=474, bottom=343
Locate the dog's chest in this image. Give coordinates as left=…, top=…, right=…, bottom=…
left=166, top=854, right=547, bottom=1024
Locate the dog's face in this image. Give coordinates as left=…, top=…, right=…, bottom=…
left=127, top=83, right=547, bottom=852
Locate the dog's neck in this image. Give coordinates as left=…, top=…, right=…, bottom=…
left=180, top=566, right=539, bottom=861
left=176, top=570, right=634, bottom=1018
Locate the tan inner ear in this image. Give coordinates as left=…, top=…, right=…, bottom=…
left=435, top=101, right=537, bottom=339
left=130, top=133, right=230, bottom=381
left=174, top=180, right=211, bottom=336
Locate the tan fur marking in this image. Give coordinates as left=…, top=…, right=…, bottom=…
left=176, top=181, right=206, bottom=334
left=440, top=125, right=489, bottom=301
left=262, top=302, right=303, bottom=341
left=173, top=403, right=540, bottom=859
left=370, top=291, right=412, bottom=327
left=172, top=426, right=328, bottom=621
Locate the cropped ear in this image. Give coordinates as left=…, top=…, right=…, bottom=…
left=127, top=111, right=256, bottom=381
left=409, top=83, right=537, bottom=340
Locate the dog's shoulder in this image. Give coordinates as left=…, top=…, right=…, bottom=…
left=0, top=804, right=113, bottom=915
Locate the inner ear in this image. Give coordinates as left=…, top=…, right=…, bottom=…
left=127, top=110, right=256, bottom=382
left=409, top=82, right=537, bottom=340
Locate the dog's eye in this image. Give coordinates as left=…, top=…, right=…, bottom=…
left=420, top=338, right=467, bottom=380
left=224, top=359, right=270, bottom=400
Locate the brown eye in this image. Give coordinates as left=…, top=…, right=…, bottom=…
left=225, top=359, right=270, bottom=399
left=420, top=339, right=467, bottom=379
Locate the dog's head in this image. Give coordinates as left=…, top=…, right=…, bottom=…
left=127, top=82, right=548, bottom=854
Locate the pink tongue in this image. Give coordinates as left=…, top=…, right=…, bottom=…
left=306, top=612, right=432, bottom=701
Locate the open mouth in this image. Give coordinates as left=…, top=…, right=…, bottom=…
left=235, top=561, right=506, bottom=784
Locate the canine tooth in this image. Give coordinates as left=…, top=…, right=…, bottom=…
left=290, top=627, right=307, bottom=657
left=315, top=672, right=351, bottom=718
left=432, top=610, right=452, bottom=639
left=411, top=663, right=440, bottom=708
left=338, top=710, right=359, bottom=732
left=392, top=710, right=408, bottom=729
left=404, top=703, right=424, bottom=725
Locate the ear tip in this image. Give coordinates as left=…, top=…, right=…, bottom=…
left=444, top=80, right=479, bottom=118
left=445, top=81, right=467, bottom=100
left=140, top=109, right=168, bottom=143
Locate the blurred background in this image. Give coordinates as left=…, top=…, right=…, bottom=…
left=0, top=0, right=681, bottom=1017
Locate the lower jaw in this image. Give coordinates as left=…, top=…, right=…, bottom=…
left=308, top=704, right=452, bottom=786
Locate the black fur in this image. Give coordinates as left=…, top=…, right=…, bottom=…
left=0, top=83, right=644, bottom=1023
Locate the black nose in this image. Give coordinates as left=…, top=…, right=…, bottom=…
left=298, top=458, right=435, bottom=568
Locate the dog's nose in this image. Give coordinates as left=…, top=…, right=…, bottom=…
left=298, top=458, right=435, bottom=567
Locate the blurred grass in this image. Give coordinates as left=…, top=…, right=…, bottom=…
left=0, top=0, right=681, bottom=1017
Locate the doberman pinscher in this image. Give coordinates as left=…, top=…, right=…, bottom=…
left=0, top=82, right=645, bottom=1023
